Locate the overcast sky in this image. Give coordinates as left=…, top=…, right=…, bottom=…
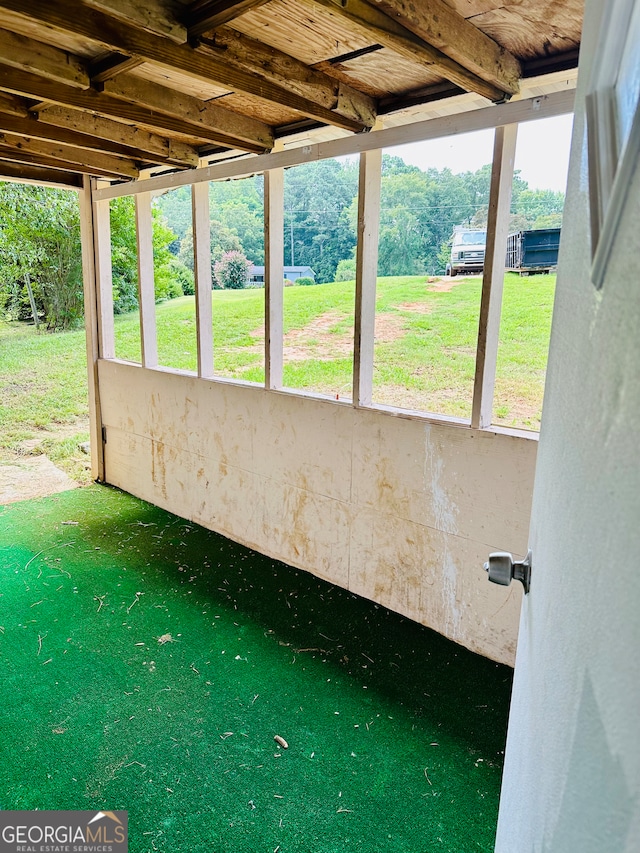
left=386, top=114, right=574, bottom=193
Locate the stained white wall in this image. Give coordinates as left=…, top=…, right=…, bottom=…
left=98, top=360, right=536, bottom=665
left=495, top=0, right=640, bottom=849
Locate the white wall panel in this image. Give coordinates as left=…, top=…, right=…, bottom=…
left=99, top=360, right=536, bottom=665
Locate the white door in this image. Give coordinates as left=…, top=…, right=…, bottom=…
left=494, top=1, right=640, bottom=851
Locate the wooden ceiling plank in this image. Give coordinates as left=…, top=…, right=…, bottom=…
left=0, top=160, right=83, bottom=187
left=204, top=28, right=376, bottom=128
left=83, top=0, right=187, bottom=43
left=35, top=106, right=200, bottom=165
left=300, top=0, right=508, bottom=101
left=0, top=0, right=369, bottom=131
left=187, top=0, right=271, bottom=38
left=0, top=64, right=272, bottom=152
left=368, top=0, right=521, bottom=94
left=0, top=133, right=139, bottom=177
left=0, top=27, right=90, bottom=88
left=100, top=72, right=273, bottom=149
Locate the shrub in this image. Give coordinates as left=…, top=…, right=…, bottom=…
left=214, top=250, right=251, bottom=289
left=334, top=258, right=356, bottom=282
left=294, top=277, right=315, bottom=286
left=168, top=257, right=194, bottom=295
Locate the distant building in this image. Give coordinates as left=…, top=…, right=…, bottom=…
left=248, top=265, right=316, bottom=286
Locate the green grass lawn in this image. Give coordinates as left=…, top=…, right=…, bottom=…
left=0, top=274, right=555, bottom=479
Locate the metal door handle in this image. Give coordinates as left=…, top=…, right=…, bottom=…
left=484, top=549, right=532, bottom=594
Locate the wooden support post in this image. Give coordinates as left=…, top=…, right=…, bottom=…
left=264, top=167, right=284, bottom=389
left=471, top=123, right=518, bottom=429
left=353, top=147, right=382, bottom=406
left=135, top=191, right=158, bottom=368
left=192, top=181, right=214, bottom=378
left=92, top=194, right=115, bottom=360
left=79, top=175, right=105, bottom=482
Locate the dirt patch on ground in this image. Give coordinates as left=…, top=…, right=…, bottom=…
left=14, top=416, right=91, bottom=456
left=374, top=313, right=406, bottom=342
left=397, top=302, right=433, bottom=314
left=427, top=277, right=470, bottom=292
left=283, top=310, right=353, bottom=361
left=0, top=455, right=79, bottom=504
left=1, top=416, right=91, bottom=504
left=249, top=310, right=407, bottom=363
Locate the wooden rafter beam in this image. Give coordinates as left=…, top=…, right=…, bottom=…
left=0, top=145, right=131, bottom=180
left=0, top=111, right=198, bottom=167
left=0, top=65, right=273, bottom=153
left=0, top=28, right=90, bottom=89
left=89, top=52, right=144, bottom=84
left=0, top=133, right=139, bottom=177
left=0, top=160, right=83, bottom=188
left=302, top=0, right=517, bottom=102
left=0, top=91, right=30, bottom=117
left=0, top=24, right=273, bottom=152
left=35, top=107, right=200, bottom=166
left=99, top=73, right=274, bottom=151
left=83, top=0, right=188, bottom=43
left=0, top=0, right=371, bottom=132
left=187, top=0, right=270, bottom=39
left=201, top=28, right=376, bottom=129
left=368, top=0, right=521, bottom=97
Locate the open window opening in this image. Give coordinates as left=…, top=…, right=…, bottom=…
left=209, top=175, right=265, bottom=384
left=492, top=114, right=573, bottom=430
left=109, top=196, right=141, bottom=364
left=369, top=131, right=493, bottom=420
left=281, top=159, right=358, bottom=400
left=152, top=186, right=197, bottom=373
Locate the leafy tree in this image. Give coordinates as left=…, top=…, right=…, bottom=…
left=381, top=154, right=422, bottom=177
left=157, top=175, right=265, bottom=263
left=152, top=211, right=185, bottom=301
left=218, top=201, right=264, bottom=265
left=283, top=159, right=358, bottom=282
left=0, top=185, right=185, bottom=328
left=109, top=198, right=185, bottom=310
left=378, top=206, right=425, bottom=276
left=532, top=212, right=563, bottom=229
left=109, top=196, right=138, bottom=314
left=0, top=183, right=82, bottom=330
left=335, top=258, right=356, bottom=281
left=214, top=250, right=251, bottom=289
left=179, top=220, right=243, bottom=288
left=154, top=185, right=193, bottom=251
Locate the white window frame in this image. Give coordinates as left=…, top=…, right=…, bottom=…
left=587, top=0, right=640, bottom=288
left=88, top=90, right=574, bottom=436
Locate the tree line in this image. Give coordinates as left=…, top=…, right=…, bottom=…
left=0, top=155, right=563, bottom=330
left=159, top=155, right=563, bottom=284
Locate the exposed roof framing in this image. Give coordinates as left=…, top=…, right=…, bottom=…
left=188, top=1, right=271, bottom=39
left=0, top=160, right=83, bottom=188
left=300, top=0, right=519, bottom=102
left=0, top=0, right=583, bottom=184
left=0, top=133, right=139, bottom=178
left=0, top=0, right=372, bottom=131
left=0, top=65, right=273, bottom=152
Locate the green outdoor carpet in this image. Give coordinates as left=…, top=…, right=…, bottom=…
left=0, top=485, right=512, bottom=852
